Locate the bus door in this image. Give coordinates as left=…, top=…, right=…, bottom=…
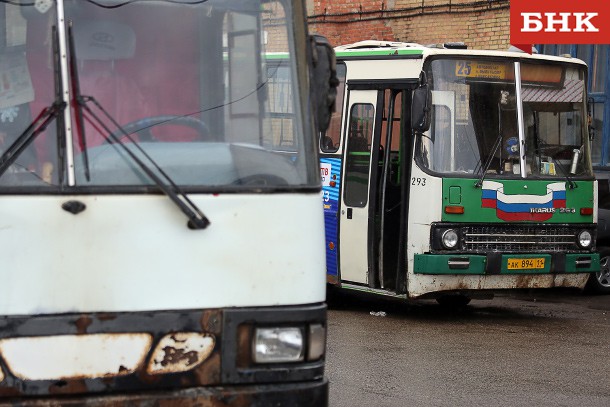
left=339, top=90, right=379, bottom=284
left=377, top=89, right=410, bottom=292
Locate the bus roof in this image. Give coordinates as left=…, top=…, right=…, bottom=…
left=333, top=40, right=587, bottom=67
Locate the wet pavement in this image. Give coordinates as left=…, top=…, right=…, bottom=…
left=326, top=288, right=610, bottom=407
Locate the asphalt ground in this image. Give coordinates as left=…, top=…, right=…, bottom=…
left=326, top=288, right=610, bottom=407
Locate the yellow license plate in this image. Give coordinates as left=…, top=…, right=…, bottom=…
left=507, top=258, right=545, bottom=270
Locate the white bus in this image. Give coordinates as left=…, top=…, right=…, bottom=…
left=321, top=41, right=599, bottom=306
left=0, top=0, right=335, bottom=405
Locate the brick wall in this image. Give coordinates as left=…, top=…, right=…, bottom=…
left=307, top=0, right=511, bottom=51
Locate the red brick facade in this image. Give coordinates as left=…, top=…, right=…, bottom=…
left=307, top=0, right=511, bottom=51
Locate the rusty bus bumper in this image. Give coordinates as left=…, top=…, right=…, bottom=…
left=0, top=380, right=328, bottom=406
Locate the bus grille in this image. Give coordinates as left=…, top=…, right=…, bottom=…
left=462, top=225, right=584, bottom=253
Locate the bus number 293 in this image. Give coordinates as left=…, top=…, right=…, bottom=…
left=411, top=177, right=426, bottom=186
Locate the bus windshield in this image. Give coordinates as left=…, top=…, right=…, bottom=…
left=418, top=57, right=592, bottom=179
left=0, top=0, right=312, bottom=190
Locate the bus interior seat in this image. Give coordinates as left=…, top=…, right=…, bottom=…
left=73, top=20, right=150, bottom=147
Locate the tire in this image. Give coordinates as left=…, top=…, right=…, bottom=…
left=436, top=294, right=471, bottom=308
left=586, top=247, right=610, bottom=294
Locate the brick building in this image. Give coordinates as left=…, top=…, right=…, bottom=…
left=306, top=0, right=510, bottom=51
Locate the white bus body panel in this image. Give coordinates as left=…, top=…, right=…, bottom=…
left=0, top=193, right=326, bottom=315
left=344, top=59, right=422, bottom=81
left=406, top=165, right=442, bottom=271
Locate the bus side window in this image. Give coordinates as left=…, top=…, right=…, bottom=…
left=344, top=103, right=374, bottom=207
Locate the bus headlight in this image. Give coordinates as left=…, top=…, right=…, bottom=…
left=253, top=327, right=304, bottom=363
left=442, top=229, right=459, bottom=249
left=578, top=230, right=592, bottom=248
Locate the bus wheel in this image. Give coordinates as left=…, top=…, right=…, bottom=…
left=436, top=294, right=471, bottom=308
left=585, top=247, right=610, bottom=294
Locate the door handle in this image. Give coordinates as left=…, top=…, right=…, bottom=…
left=347, top=208, right=353, bottom=219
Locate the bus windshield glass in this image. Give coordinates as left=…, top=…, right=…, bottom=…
left=418, top=57, right=592, bottom=179
left=0, top=0, right=313, bottom=189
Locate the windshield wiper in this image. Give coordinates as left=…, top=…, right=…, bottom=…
left=78, top=96, right=211, bottom=229
left=474, top=132, right=503, bottom=188
left=0, top=102, right=65, bottom=178
left=531, top=112, right=577, bottom=190
left=0, top=26, right=66, bottom=180
left=547, top=151, right=578, bottom=190
left=67, top=22, right=210, bottom=230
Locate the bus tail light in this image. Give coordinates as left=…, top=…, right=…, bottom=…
left=580, top=207, right=593, bottom=216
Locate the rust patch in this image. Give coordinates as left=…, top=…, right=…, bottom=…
left=0, top=386, right=22, bottom=397
left=147, top=333, right=215, bottom=375
left=192, top=352, right=221, bottom=384
left=515, top=274, right=539, bottom=288
left=0, top=309, right=233, bottom=400
left=236, top=325, right=251, bottom=368
left=0, top=392, right=253, bottom=407
left=152, top=394, right=252, bottom=407
left=159, top=346, right=199, bottom=367
left=454, top=281, right=471, bottom=291
left=96, top=313, right=117, bottom=322
left=48, top=378, right=88, bottom=395
left=200, top=310, right=222, bottom=335
left=74, top=316, right=92, bottom=334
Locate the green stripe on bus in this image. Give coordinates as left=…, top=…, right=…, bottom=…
left=335, top=49, right=423, bottom=57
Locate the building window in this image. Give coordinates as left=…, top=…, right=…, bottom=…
left=592, top=45, right=608, bottom=94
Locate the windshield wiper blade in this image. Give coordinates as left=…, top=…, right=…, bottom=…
left=531, top=112, right=577, bottom=190
left=80, top=95, right=210, bottom=229
left=474, top=132, right=503, bottom=188
left=549, top=153, right=578, bottom=190
left=0, top=102, right=66, bottom=178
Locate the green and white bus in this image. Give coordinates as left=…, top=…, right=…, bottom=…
left=320, top=41, right=600, bottom=305
left=0, top=0, right=335, bottom=405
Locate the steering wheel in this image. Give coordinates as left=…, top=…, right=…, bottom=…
left=108, top=115, right=211, bottom=142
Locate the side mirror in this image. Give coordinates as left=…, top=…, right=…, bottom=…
left=310, top=35, right=338, bottom=133
left=411, top=73, right=432, bottom=132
